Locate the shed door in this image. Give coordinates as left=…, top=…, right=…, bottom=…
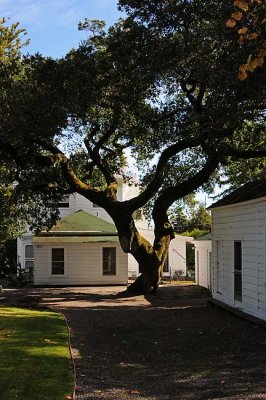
left=207, top=250, right=212, bottom=290
left=234, top=241, right=242, bottom=302
left=196, top=251, right=199, bottom=285
left=215, top=241, right=222, bottom=293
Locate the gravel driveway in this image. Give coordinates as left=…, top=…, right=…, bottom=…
left=1, top=284, right=266, bottom=400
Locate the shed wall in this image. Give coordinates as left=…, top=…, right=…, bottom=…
left=211, top=199, right=266, bottom=320
left=194, top=240, right=212, bottom=289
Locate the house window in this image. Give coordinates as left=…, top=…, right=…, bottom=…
left=24, top=245, right=34, bottom=283
left=58, top=195, right=70, bottom=208
left=25, top=245, right=34, bottom=259
left=25, top=260, right=34, bottom=270
left=51, top=248, right=65, bottom=275
left=234, top=241, right=242, bottom=301
left=102, top=247, right=116, bottom=275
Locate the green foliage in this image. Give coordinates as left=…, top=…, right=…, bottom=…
left=182, top=229, right=210, bottom=239
left=169, top=196, right=211, bottom=233
left=0, top=239, right=17, bottom=278
left=0, top=1, right=265, bottom=236
left=0, top=17, right=29, bottom=65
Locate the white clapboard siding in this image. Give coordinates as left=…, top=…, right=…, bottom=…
left=34, top=243, right=128, bottom=286
left=194, top=240, right=212, bottom=289
left=211, top=197, right=266, bottom=321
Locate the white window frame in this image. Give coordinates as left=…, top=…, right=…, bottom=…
left=50, top=247, right=67, bottom=277
left=24, top=244, right=34, bottom=270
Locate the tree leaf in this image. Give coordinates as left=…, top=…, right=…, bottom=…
left=226, top=18, right=236, bottom=28
left=254, top=56, right=264, bottom=66
left=233, top=0, right=249, bottom=12
left=238, top=64, right=248, bottom=80
left=232, top=11, right=243, bottom=21
left=238, top=27, right=248, bottom=34
left=246, top=32, right=259, bottom=40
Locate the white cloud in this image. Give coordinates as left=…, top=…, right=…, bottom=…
left=0, top=0, right=41, bottom=28
left=0, top=0, right=73, bottom=27
left=57, top=7, right=78, bottom=28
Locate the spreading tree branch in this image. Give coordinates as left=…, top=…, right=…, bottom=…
left=153, top=155, right=219, bottom=220
left=222, top=146, right=266, bottom=160
left=84, top=125, right=117, bottom=185
left=124, top=137, right=202, bottom=211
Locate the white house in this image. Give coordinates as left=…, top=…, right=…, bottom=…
left=194, top=233, right=212, bottom=289
left=18, top=178, right=192, bottom=286
left=209, top=179, right=266, bottom=321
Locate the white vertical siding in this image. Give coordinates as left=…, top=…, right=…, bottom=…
left=194, top=240, right=212, bottom=289
left=170, top=236, right=191, bottom=277
left=211, top=199, right=266, bottom=321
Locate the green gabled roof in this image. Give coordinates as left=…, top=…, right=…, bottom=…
left=195, top=233, right=212, bottom=241
left=33, top=236, right=119, bottom=243
left=50, top=210, right=117, bottom=234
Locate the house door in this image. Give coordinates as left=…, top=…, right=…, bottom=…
left=215, top=241, right=222, bottom=293
left=234, top=241, right=242, bottom=301
left=207, top=250, right=212, bottom=290
left=196, top=251, right=199, bottom=285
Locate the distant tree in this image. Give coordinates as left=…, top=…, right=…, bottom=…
left=226, top=0, right=265, bottom=79
left=190, top=204, right=211, bottom=231
left=170, top=196, right=211, bottom=233
left=0, top=1, right=266, bottom=295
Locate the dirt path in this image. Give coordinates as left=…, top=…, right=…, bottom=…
left=1, top=284, right=266, bottom=400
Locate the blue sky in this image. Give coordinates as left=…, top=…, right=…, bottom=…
left=1, top=0, right=123, bottom=57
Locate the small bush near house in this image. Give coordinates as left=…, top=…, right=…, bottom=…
left=0, top=307, right=73, bottom=400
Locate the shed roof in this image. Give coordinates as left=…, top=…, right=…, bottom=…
left=194, top=233, right=212, bottom=241
left=49, top=210, right=117, bottom=234
left=33, top=235, right=119, bottom=244
left=209, top=179, right=266, bottom=209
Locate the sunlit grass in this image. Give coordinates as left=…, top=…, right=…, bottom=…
left=0, top=307, right=73, bottom=400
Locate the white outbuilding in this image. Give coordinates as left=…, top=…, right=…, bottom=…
left=209, top=179, right=266, bottom=322
left=194, top=233, right=212, bottom=289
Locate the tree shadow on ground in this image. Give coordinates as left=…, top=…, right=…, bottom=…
left=2, top=285, right=266, bottom=400
left=68, top=300, right=266, bottom=400
left=1, top=284, right=210, bottom=310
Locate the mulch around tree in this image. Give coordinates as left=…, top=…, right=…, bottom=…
left=1, top=284, right=266, bottom=400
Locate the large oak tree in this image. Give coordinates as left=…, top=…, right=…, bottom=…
left=0, top=1, right=265, bottom=294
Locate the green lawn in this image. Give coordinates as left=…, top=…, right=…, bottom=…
left=0, top=307, right=73, bottom=400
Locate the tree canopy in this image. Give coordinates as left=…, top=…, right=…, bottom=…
left=0, top=1, right=265, bottom=294
left=226, top=0, right=265, bottom=80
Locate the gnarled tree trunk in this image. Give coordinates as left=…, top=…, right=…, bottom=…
left=112, top=207, right=175, bottom=296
